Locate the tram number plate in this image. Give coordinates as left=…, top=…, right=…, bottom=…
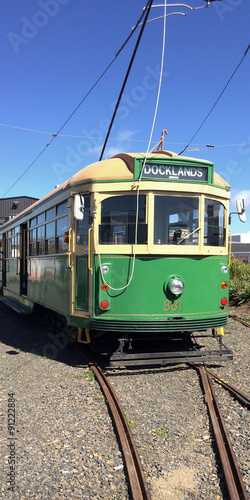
left=164, top=300, right=183, bottom=312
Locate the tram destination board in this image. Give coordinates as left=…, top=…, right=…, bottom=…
left=142, top=163, right=208, bottom=181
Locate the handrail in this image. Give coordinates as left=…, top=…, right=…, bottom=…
left=68, top=228, right=72, bottom=269
left=88, top=227, right=93, bottom=273
left=228, top=229, right=232, bottom=266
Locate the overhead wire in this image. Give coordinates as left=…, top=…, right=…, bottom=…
left=1, top=3, right=151, bottom=198
left=99, top=0, right=154, bottom=161
left=98, top=0, right=168, bottom=291
left=0, top=121, right=249, bottom=150
left=179, top=42, right=250, bottom=155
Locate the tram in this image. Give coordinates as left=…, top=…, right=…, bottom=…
left=0, top=150, right=244, bottom=365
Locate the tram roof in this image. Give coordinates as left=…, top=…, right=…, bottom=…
left=1, top=151, right=230, bottom=228
left=57, top=150, right=230, bottom=189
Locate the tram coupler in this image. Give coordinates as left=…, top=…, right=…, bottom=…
left=114, top=336, right=133, bottom=357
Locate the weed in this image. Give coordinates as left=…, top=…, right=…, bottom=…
left=124, top=411, right=137, bottom=430
left=154, top=428, right=169, bottom=436
left=87, top=368, right=95, bottom=382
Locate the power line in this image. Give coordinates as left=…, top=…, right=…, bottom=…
left=1, top=5, right=149, bottom=198
left=179, top=42, right=250, bottom=155
left=99, top=0, right=154, bottom=161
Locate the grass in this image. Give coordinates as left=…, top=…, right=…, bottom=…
left=124, top=411, right=137, bottom=430
left=154, top=428, right=169, bottom=436
left=87, top=368, right=95, bottom=382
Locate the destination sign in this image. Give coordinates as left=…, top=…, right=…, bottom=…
left=142, top=163, right=208, bottom=181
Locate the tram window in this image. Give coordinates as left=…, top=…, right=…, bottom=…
left=56, top=216, right=68, bottom=253
left=30, top=217, right=36, bottom=228
left=45, top=221, right=55, bottom=254
left=99, top=195, right=147, bottom=245
left=154, top=196, right=199, bottom=245
left=29, top=229, right=36, bottom=255
left=38, top=213, right=45, bottom=224
left=37, top=225, right=45, bottom=255
left=204, top=199, right=225, bottom=246
left=46, top=221, right=55, bottom=238
left=57, top=201, right=68, bottom=215
left=46, top=207, right=56, bottom=220
left=76, top=197, right=90, bottom=245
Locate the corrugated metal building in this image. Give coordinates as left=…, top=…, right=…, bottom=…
left=0, top=196, right=38, bottom=225
left=231, top=242, right=250, bottom=262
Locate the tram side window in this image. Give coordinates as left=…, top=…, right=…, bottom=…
left=154, top=196, right=199, bottom=245
left=56, top=216, right=68, bottom=253
left=76, top=197, right=90, bottom=245
left=29, top=229, right=36, bottom=255
left=46, top=221, right=55, bottom=254
left=99, top=195, right=147, bottom=245
left=204, top=199, right=225, bottom=246
left=37, top=225, right=45, bottom=255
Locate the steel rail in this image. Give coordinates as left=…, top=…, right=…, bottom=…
left=193, top=364, right=249, bottom=500
left=229, top=314, right=250, bottom=329
left=205, top=368, right=250, bottom=409
left=78, top=348, right=151, bottom=500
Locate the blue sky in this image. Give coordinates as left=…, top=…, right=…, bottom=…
left=1, top=0, right=249, bottom=234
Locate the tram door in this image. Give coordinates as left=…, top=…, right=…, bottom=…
left=73, top=196, right=91, bottom=313
left=20, top=223, right=28, bottom=295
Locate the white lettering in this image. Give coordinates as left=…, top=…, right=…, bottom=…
left=33, top=11, right=49, bottom=28
left=7, top=32, right=28, bottom=53
left=37, top=0, right=60, bottom=17
left=65, top=146, right=82, bottom=168
left=143, top=165, right=151, bottom=175
left=21, top=17, right=39, bottom=38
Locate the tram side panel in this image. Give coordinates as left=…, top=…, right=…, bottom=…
left=27, top=255, right=71, bottom=316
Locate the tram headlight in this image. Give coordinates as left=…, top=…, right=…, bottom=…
left=101, top=265, right=110, bottom=274
left=221, top=265, right=228, bottom=274
left=169, top=278, right=184, bottom=296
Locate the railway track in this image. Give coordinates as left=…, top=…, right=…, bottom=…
left=77, top=326, right=249, bottom=500
left=76, top=346, right=151, bottom=500
left=190, top=363, right=249, bottom=500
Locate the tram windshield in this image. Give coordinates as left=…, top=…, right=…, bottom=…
left=99, top=195, right=147, bottom=244
left=154, top=195, right=199, bottom=245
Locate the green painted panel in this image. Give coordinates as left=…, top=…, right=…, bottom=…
left=94, top=255, right=229, bottom=321
left=76, top=256, right=89, bottom=310
left=27, top=256, right=70, bottom=315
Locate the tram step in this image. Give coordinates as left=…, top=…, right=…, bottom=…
left=0, top=296, right=30, bottom=314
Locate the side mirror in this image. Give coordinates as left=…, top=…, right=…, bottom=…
left=236, top=199, right=246, bottom=223
left=74, top=194, right=84, bottom=221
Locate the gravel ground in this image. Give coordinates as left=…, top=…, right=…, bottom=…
left=0, top=300, right=249, bottom=499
